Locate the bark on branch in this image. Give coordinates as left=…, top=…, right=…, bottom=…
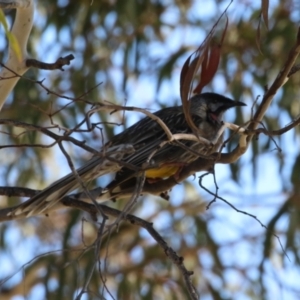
left=0, top=1, right=75, bottom=110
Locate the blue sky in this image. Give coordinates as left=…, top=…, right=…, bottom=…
left=1, top=0, right=300, bottom=299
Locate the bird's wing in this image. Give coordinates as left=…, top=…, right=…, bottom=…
left=111, top=106, right=204, bottom=167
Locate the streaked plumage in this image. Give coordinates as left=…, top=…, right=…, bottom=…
left=9, top=93, right=245, bottom=217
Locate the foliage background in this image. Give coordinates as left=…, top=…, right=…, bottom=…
left=1, top=0, right=300, bottom=299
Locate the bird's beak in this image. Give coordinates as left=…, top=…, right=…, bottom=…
left=214, top=100, right=246, bottom=115
left=223, top=100, right=246, bottom=109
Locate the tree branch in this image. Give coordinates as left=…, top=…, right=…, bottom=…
left=0, top=2, right=75, bottom=110
left=0, top=0, right=34, bottom=109
left=60, top=200, right=199, bottom=300
left=219, top=26, right=300, bottom=164
left=26, top=54, right=75, bottom=71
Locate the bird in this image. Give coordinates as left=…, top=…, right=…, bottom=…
left=9, top=92, right=245, bottom=217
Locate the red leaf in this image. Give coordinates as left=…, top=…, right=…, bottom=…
left=261, top=0, right=269, bottom=30
left=179, top=9, right=231, bottom=136
left=255, top=16, right=263, bottom=55
left=193, top=45, right=221, bottom=94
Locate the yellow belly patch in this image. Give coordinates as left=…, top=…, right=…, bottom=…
left=145, top=165, right=180, bottom=179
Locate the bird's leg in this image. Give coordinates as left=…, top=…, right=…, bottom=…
left=171, top=162, right=189, bottom=182
left=160, top=191, right=170, bottom=201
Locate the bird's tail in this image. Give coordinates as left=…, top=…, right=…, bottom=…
left=8, top=145, right=134, bottom=217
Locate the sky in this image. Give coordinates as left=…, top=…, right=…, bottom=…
left=1, top=0, right=300, bottom=299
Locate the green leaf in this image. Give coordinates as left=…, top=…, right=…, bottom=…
left=0, top=9, right=22, bottom=60
left=0, top=9, right=8, bottom=31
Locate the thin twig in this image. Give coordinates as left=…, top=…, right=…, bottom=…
left=26, top=54, right=75, bottom=71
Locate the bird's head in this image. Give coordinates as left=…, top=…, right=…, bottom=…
left=190, top=92, right=246, bottom=125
